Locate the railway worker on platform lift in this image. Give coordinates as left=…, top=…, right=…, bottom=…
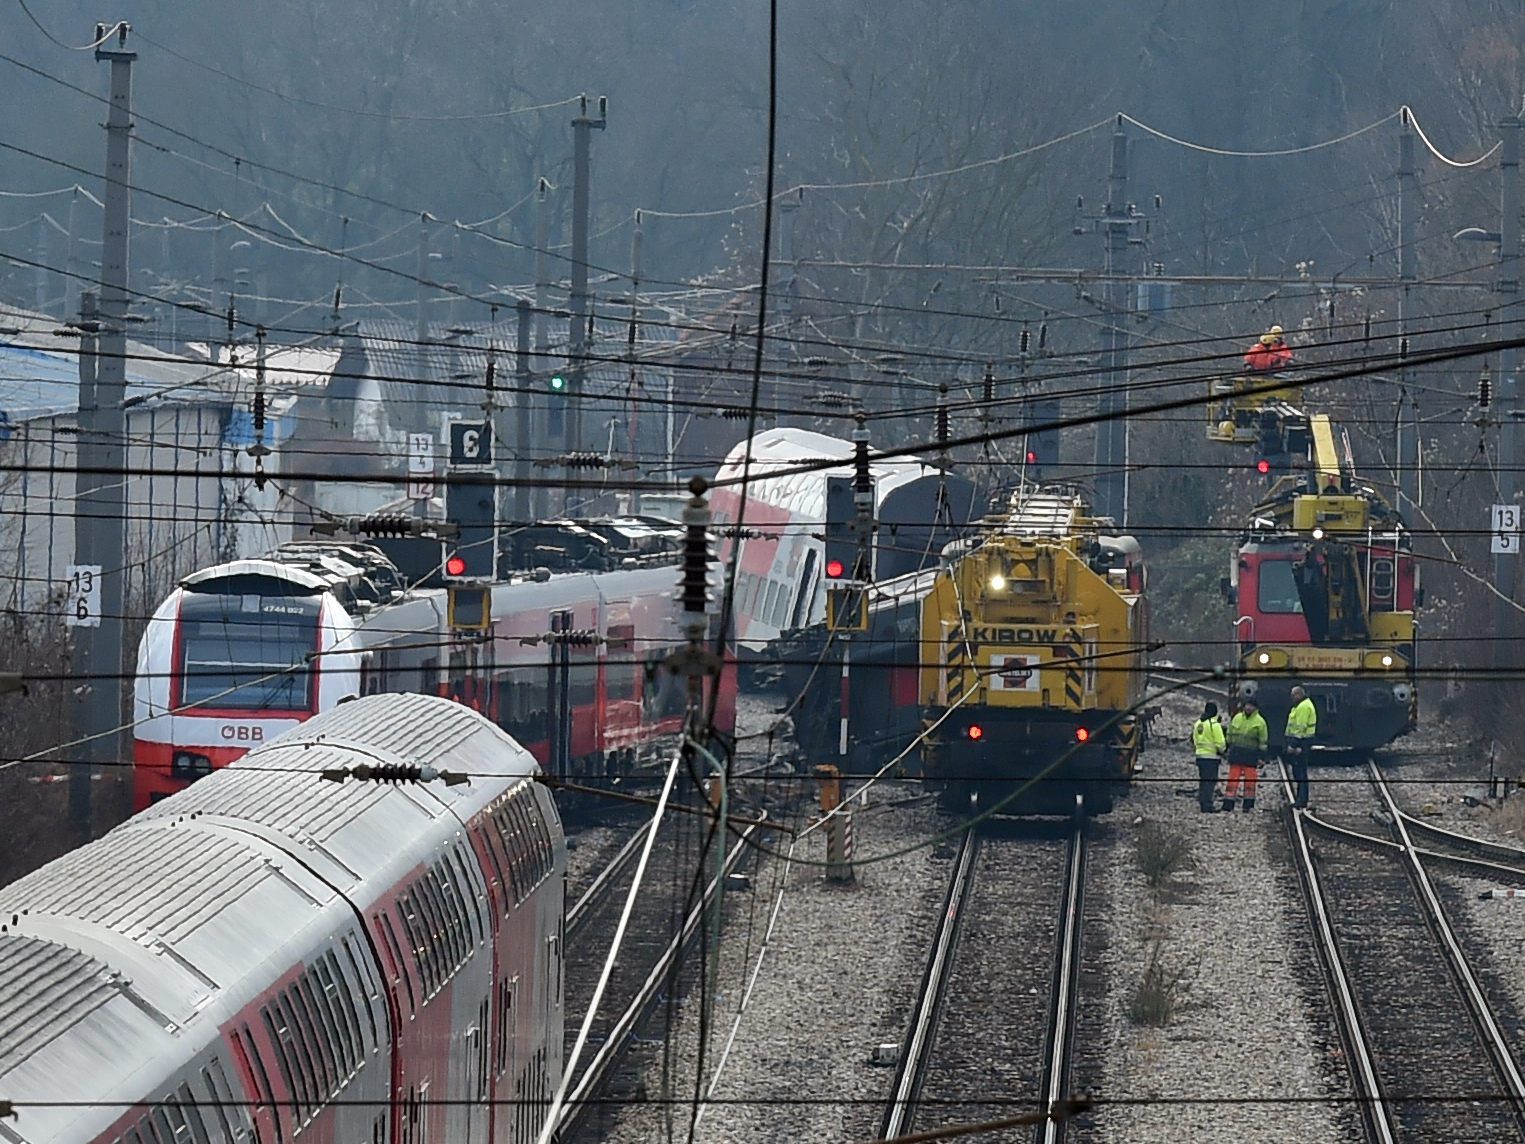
left=1192, top=700, right=1228, bottom=813
left=1221, top=698, right=1269, bottom=812
left=1243, top=325, right=1294, bottom=373
left=1284, top=685, right=1318, bottom=809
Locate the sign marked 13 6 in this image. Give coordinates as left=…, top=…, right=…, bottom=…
left=65, top=564, right=102, bottom=628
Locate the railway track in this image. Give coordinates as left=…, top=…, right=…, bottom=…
left=554, top=810, right=764, bottom=1142
left=1285, top=761, right=1525, bottom=1141
left=880, top=808, right=1088, bottom=1142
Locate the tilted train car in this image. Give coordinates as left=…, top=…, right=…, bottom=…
left=780, top=488, right=1150, bottom=814
left=133, top=541, right=726, bottom=809
left=709, top=427, right=980, bottom=652
left=0, top=693, right=565, bottom=1144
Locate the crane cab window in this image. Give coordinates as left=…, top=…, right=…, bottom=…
left=1256, top=560, right=1303, bottom=614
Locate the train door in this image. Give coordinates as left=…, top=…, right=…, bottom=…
left=460, top=996, right=489, bottom=1144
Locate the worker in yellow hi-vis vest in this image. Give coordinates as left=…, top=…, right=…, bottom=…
left=1191, top=701, right=1227, bottom=813
left=1285, top=685, right=1318, bottom=810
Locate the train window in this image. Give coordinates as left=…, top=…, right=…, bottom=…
left=203, top=1062, right=246, bottom=1143
left=260, top=1007, right=304, bottom=1130
left=172, top=1083, right=206, bottom=1144
left=449, top=845, right=486, bottom=947
left=376, top=912, right=416, bottom=1017
left=316, top=955, right=360, bottom=1071
left=287, top=980, right=333, bottom=1102
left=477, top=816, right=511, bottom=912
left=397, top=892, right=437, bottom=997
left=339, top=936, right=381, bottom=1052
left=1256, top=560, right=1303, bottom=614
left=423, top=867, right=464, bottom=972
left=274, top=994, right=320, bottom=1117
left=418, top=876, right=456, bottom=988
left=151, top=1109, right=176, bottom=1144
left=790, top=550, right=817, bottom=629
left=234, top=1025, right=279, bottom=1144
left=299, top=970, right=345, bottom=1087
left=1371, top=558, right=1395, bottom=601
left=522, top=798, right=550, bottom=887
left=494, top=801, right=526, bottom=904
left=569, top=661, right=597, bottom=707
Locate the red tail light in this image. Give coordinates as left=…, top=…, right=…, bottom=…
left=1075, top=727, right=1090, bottom=743
left=967, top=724, right=984, bottom=741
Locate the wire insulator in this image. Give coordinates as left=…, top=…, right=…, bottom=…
left=1480, top=369, right=1493, bottom=409
left=935, top=385, right=950, bottom=445
left=1019, top=328, right=1031, bottom=355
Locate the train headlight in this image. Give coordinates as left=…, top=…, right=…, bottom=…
left=171, top=751, right=213, bottom=779
left=1256, top=652, right=1271, bottom=665
left=1381, top=654, right=1394, bottom=668
left=988, top=573, right=1007, bottom=592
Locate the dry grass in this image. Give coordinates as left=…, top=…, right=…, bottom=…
left=1136, top=821, right=1195, bottom=892
left=1126, top=940, right=1194, bottom=1027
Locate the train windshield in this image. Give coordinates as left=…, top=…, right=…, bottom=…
left=177, top=590, right=322, bottom=712
left=1256, top=560, right=1304, bottom=614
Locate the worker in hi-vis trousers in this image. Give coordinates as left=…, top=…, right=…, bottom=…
left=1222, top=698, right=1269, bottom=812
left=1192, top=701, right=1227, bottom=813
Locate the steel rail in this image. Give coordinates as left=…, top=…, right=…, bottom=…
left=1395, top=807, right=1525, bottom=875
left=878, top=828, right=981, bottom=1140
left=1276, top=761, right=1398, bottom=1144
left=1300, top=810, right=1525, bottom=885
left=1038, top=804, right=1088, bottom=1144
left=552, top=815, right=764, bottom=1139
left=565, top=820, right=653, bottom=941
left=1367, top=763, right=1525, bottom=1129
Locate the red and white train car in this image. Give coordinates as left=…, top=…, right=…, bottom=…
left=133, top=542, right=730, bottom=810
left=709, top=428, right=980, bottom=651
left=0, top=692, right=564, bottom=1144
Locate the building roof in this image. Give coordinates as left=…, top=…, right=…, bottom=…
left=0, top=307, right=228, bottom=432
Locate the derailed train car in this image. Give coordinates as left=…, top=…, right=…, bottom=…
left=781, top=488, right=1150, bottom=815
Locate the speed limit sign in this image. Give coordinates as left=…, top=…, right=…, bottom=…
left=65, top=564, right=102, bottom=628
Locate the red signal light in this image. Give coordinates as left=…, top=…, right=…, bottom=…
left=1074, top=727, right=1090, bottom=743
left=825, top=558, right=846, bottom=578
left=967, top=724, right=984, bottom=741
left=445, top=554, right=468, bottom=577
left=1025, top=450, right=1039, bottom=464
left=1255, top=459, right=1272, bottom=475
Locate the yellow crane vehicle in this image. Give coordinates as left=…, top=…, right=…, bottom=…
left=1208, top=370, right=1419, bottom=754
left=918, top=490, right=1151, bottom=815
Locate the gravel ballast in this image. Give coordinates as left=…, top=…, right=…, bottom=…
left=1080, top=696, right=1354, bottom=1143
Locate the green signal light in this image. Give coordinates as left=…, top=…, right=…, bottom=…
left=548, top=373, right=567, bottom=393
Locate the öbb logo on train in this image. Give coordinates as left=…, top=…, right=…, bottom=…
left=219, top=725, right=265, bottom=742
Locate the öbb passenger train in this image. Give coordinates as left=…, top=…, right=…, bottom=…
left=0, top=693, right=565, bottom=1144
left=132, top=540, right=732, bottom=809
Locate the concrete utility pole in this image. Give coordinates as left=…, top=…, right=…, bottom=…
left=1095, top=115, right=1134, bottom=525
left=73, top=25, right=134, bottom=843
left=1494, top=104, right=1523, bottom=670
left=1395, top=110, right=1419, bottom=520
left=414, top=213, right=432, bottom=409
left=514, top=298, right=533, bottom=562
left=566, top=95, right=607, bottom=480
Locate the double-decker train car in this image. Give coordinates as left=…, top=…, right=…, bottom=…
left=709, top=427, right=981, bottom=651
left=133, top=540, right=728, bottom=809
left=780, top=487, right=1150, bottom=815
left=0, top=693, right=565, bottom=1144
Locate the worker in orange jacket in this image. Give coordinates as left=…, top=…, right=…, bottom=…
left=1243, top=325, right=1293, bottom=372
